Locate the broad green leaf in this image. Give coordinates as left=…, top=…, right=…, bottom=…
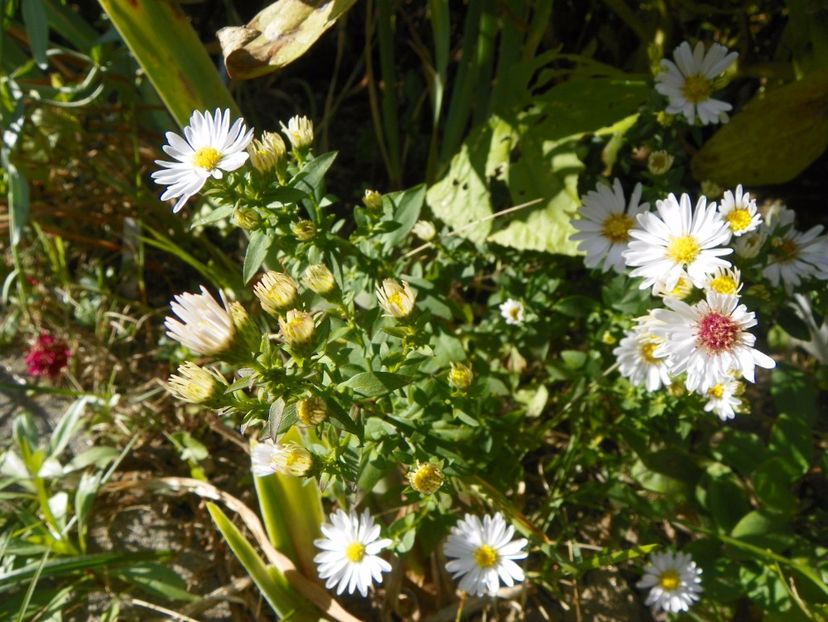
left=731, top=511, right=794, bottom=552
left=98, top=0, right=239, bottom=127
left=769, top=414, right=813, bottom=476
left=290, top=151, right=338, bottom=203
left=243, top=231, right=274, bottom=284
left=341, top=371, right=413, bottom=397
left=751, top=456, right=799, bottom=512
left=379, top=184, right=425, bottom=249
left=692, top=71, right=828, bottom=185
left=218, top=0, right=356, bottom=80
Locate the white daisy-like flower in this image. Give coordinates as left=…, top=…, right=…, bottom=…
left=624, top=193, right=733, bottom=292
left=718, top=185, right=761, bottom=236
left=613, top=319, right=673, bottom=392
left=655, top=41, right=738, bottom=126
left=637, top=550, right=703, bottom=613
left=570, top=179, right=650, bottom=273
left=165, top=286, right=236, bottom=356
left=499, top=299, right=525, bottom=325
left=702, top=375, right=743, bottom=421
left=651, top=292, right=775, bottom=392
left=152, top=109, right=254, bottom=213
left=251, top=440, right=313, bottom=477
left=443, top=513, right=528, bottom=597
left=763, top=225, right=828, bottom=293
left=313, top=509, right=392, bottom=597
left=653, top=270, right=693, bottom=301
left=704, top=266, right=742, bottom=296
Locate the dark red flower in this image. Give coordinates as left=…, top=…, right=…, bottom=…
left=25, top=333, right=70, bottom=379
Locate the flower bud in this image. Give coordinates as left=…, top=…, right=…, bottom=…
left=254, top=271, right=299, bottom=316
left=167, top=362, right=223, bottom=404
left=376, top=279, right=417, bottom=319
left=248, top=131, right=287, bottom=173
left=291, top=219, right=317, bottom=242
left=408, top=462, right=444, bottom=495
left=281, top=115, right=314, bottom=151
left=448, top=362, right=473, bottom=391
left=233, top=207, right=261, bottom=231
left=227, top=301, right=261, bottom=353
left=700, top=179, right=722, bottom=199
left=297, top=396, right=328, bottom=426
left=647, top=150, right=674, bottom=176
left=362, top=189, right=383, bottom=210
left=734, top=230, right=767, bottom=259
left=412, top=220, right=436, bottom=242
left=251, top=440, right=313, bottom=477
left=303, top=264, right=336, bottom=296
left=279, top=309, right=315, bottom=347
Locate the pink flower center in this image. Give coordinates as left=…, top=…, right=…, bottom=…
left=697, top=312, right=739, bottom=353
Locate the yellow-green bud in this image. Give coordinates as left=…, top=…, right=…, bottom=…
left=362, top=189, right=383, bottom=210
left=167, top=362, right=223, bottom=404
left=700, top=179, right=723, bottom=199
left=448, top=362, right=474, bottom=391
left=254, top=271, right=298, bottom=316
left=279, top=309, right=315, bottom=347
left=656, top=111, right=674, bottom=127
left=281, top=115, right=314, bottom=151
left=291, top=219, right=317, bottom=242
left=227, top=301, right=261, bottom=353
left=297, top=396, right=328, bottom=426
left=412, top=220, right=436, bottom=242
left=302, top=264, right=336, bottom=296
left=376, top=279, right=417, bottom=319
left=233, top=207, right=261, bottom=231
left=408, top=462, right=444, bottom=495
left=647, top=150, right=674, bottom=176
left=248, top=131, right=287, bottom=173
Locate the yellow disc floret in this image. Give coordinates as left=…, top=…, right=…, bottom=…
left=639, top=340, right=660, bottom=364
left=708, top=384, right=725, bottom=399
left=473, top=544, right=498, bottom=569
left=192, top=146, right=221, bottom=170
left=709, top=275, right=738, bottom=295
left=667, top=235, right=701, bottom=264
left=725, top=209, right=752, bottom=233
left=681, top=74, right=713, bottom=104
left=601, top=213, right=634, bottom=244
left=658, top=569, right=681, bottom=591
left=345, top=542, right=365, bottom=563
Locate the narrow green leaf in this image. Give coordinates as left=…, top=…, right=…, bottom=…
left=49, top=397, right=89, bottom=458
left=341, top=371, right=413, bottom=397
left=113, top=563, right=196, bottom=602
left=189, top=204, right=233, bottom=229
left=243, top=231, right=274, bottom=284
left=22, top=0, right=49, bottom=69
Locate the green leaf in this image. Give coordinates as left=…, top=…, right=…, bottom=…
left=290, top=151, right=337, bottom=202
left=692, top=71, right=828, bottom=185
left=769, top=414, right=813, bottom=476
left=243, top=231, right=273, bottom=284
left=379, top=184, right=425, bottom=248
left=752, top=457, right=799, bottom=512
left=190, top=204, right=234, bottom=229
left=217, top=0, right=356, bottom=80
left=553, top=295, right=599, bottom=318
left=114, top=563, right=196, bottom=602
left=49, top=397, right=89, bottom=458
left=731, top=511, right=794, bottom=552
left=98, top=0, right=240, bottom=127
left=707, top=474, right=751, bottom=532
left=22, top=0, right=49, bottom=69
left=340, top=371, right=413, bottom=397
left=771, top=365, right=818, bottom=425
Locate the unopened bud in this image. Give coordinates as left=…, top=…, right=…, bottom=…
left=167, top=362, right=223, bottom=404
left=408, top=462, right=444, bottom=495
left=448, top=362, right=473, bottom=391
left=362, top=189, right=383, bottom=210
left=233, top=207, right=261, bottom=231
left=412, top=220, right=436, bottom=242
left=227, top=301, right=261, bottom=353
left=254, top=271, right=298, bottom=316
left=248, top=131, right=287, bottom=173
left=279, top=309, right=315, bottom=347
left=647, top=150, right=674, bottom=175
left=291, top=219, right=317, bottom=242
left=297, top=396, right=328, bottom=426
left=701, top=179, right=723, bottom=199
left=302, top=264, right=336, bottom=296
left=281, top=115, right=314, bottom=151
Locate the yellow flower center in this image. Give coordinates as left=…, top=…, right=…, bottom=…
left=387, top=291, right=404, bottom=311
left=473, top=544, right=498, bottom=569
left=708, top=384, right=725, bottom=399
left=681, top=74, right=713, bottom=104
left=639, top=341, right=660, bottom=364
left=709, top=274, right=738, bottom=294
left=670, top=277, right=691, bottom=299
left=601, top=213, right=634, bottom=244
left=192, top=146, right=221, bottom=170
left=345, top=542, right=365, bottom=563
left=667, top=235, right=700, bottom=264
left=658, top=569, right=681, bottom=591
left=725, top=208, right=752, bottom=232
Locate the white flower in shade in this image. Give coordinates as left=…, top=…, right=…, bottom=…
left=165, top=286, right=235, bottom=356
left=651, top=292, right=775, bottom=392
left=702, top=375, right=743, bottom=421
left=444, top=513, right=528, bottom=597
left=655, top=41, right=738, bottom=126
left=704, top=266, right=742, bottom=296
left=624, top=193, right=733, bottom=292
left=499, top=299, right=525, bottom=325
left=613, top=320, right=673, bottom=392
left=637, top=550, right=703, bottom=613
left=314, top=509, right=392, bottom=597
left=734, top=229, right=768, bottom=259
left=570, top=180, right=649, bottom=274
left=719, top=185, right=761, bottom=236
left=251, top=440, right=313, bottom=477
left=152, top=109, right=254, bottom=213
left=763, top=225, right=828, bottom=293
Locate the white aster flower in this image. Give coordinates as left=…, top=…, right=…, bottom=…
left=443, top=513, right=528, bottom=597
left=651, top=292, right=775, bottom=392
left=165, top=286, right=236, bottom=356
left=719, top=185, right=761, bottom=236
left=637, top=550, right=703, bottom=613
left=251, top=440, right=313, bottom=477
left=499, top=299, right=525, bottom=325
left=655, top=41, right=738, bottom=126
left=613, top=320, right=672, bottom=392
left=313, top=509, right=392, bottom=597
left=704, top=266, right=742, bottom=296
left=763, top=225, right=828, bottom=293
left=570, top=180, right=649, bottom=274
left=152, top=109, right=254, bottom=213
left=624, top=192, right=733, bottom=292
left=702, top=375, right=743, bottom=421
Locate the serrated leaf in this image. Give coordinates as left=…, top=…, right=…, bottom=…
left=341, top=371, right=413, bottom=397
left=218, top=0, right=356, bottom=80
left=692, top=71, right=828, bottom=185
